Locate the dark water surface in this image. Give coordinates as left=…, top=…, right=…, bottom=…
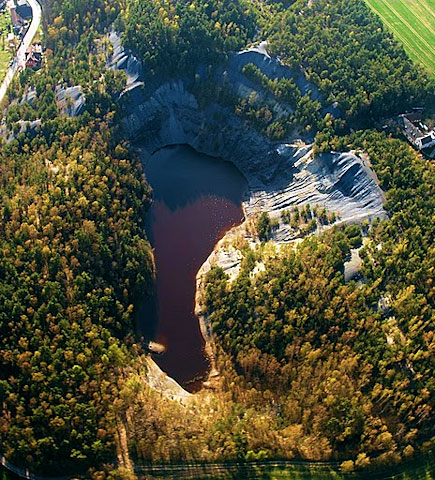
left=139, top=145, right=247, bottom=390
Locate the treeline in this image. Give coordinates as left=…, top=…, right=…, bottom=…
left=191, top=76, right=321, bottom=141
left=0, top=0, right=155, bottom=474
left=120, top=0, right=434, bottom=136
left=122, top=0, right=257, bottom=77
left=0, top=118, right=154, bottom=473
left=267, top=0, right=434, bottom=123
left=202, top=132, right=434, bottom=467
left=119, top=0, right=435, bottom=140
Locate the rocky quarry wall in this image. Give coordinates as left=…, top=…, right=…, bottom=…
left=109, top=33, right=387, bottom=373
left=113, top=37, right=386, bottom=238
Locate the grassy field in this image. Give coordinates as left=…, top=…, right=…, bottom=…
left=365, top=0, right=435, bottom=76
left=0, top=9, right=13, bottom=82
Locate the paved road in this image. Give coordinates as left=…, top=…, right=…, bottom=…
left=0, top=0, right=42, bottom=106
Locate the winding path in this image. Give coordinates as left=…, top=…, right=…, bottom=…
left=0, top=0, right=42, bottom=106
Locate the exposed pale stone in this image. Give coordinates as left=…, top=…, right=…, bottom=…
left=109, top=35, right=387, bottom=385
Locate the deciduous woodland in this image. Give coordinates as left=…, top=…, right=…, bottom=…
left=203, top=132, right=434, bottom=465
left=0, top=0, right=433, bottom=477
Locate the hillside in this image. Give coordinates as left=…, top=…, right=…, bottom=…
left=0, top=0, right=433, bottom=477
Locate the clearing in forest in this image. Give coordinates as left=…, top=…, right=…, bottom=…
left=364, top=0, right=435, bottom=76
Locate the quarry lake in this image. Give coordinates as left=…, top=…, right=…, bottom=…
left=139, top=145, right=247, bottom=390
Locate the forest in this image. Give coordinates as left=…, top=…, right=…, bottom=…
left=203, top=132, right=434, bottom=467
left=0, top=0, right=154, bottom=474
left=119, top=0, right=434, bottom=136
left=122, top=0, right=257, bottom=77
left=0, top=119, right=154, bottom=472
left=0, top=0, right=433, bottom=477
left=267, top=0, right=434, bottom=123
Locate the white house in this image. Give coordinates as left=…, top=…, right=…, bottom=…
left=416, top=131, right=435, bottom=151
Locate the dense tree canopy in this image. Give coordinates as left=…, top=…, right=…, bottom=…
left=0, top=0, right=154, bottom=474
left=123, top=0, right=257, bottom=77
left=0, top=0, right=433, bottom=475
left=0, top=118, right=154, bottom=472
left=203, top=132, right=434, bottom=465
left=267, top=0, right=434, bottom=123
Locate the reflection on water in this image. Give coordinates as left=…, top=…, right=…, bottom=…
left=138, top=145, right=247, bottom=390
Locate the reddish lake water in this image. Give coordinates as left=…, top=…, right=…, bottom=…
left=139, top=145, right=247, bottom=390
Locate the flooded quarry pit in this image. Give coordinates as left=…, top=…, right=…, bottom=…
left=138, top=145, right=247, bottom=390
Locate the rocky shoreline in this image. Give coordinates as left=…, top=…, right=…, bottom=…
left=112, top=39, right=387, bottom=396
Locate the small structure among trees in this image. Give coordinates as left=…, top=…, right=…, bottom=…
left=386, top=110, right=435, bottom=158
left=25, top=43, right=42, bottom=69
